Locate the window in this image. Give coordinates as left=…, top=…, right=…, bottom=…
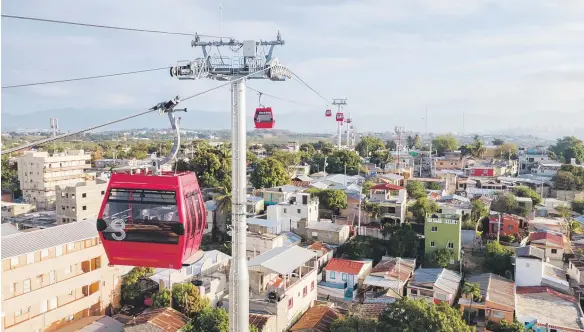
left=68, top=242, right=75, bottom=251
left=10, top=257, right=19, bottom=267
left=551, top=249, right=558, bottom=254
left=56, top=245, right=63, bottom=257
left=49, top=270, right=56, bottom=284
left=69, top=290, right=74, bottom=296
left=430, top=241, right=435, bottom=247
left=82, top=193, right=87, bottom=198
left=67, top=314, right=74, bottom=321
left=448, top=242, right=454, bottom=249
left=303, top=286, right=308, bottom=297
left=526, top=263, right=530, bottom=267
left=37, top=275, right=43, bottom=284
left=23, top=279, right=31, bottom=293
left=288, top=297, right=293, bottom=309
left=101, top=188, right=180, bottom=245
left=82, top=205, right=87, bottom=211
left=27, top=253, right=34, bottom=264
left=72, top=206, right=76, bottom=212
left=10, top=283, right=15, bottom=293
left=49, top=296, right=57, bottom=310
left=330, top=271, right=336, bottom=279
left=101, top=190, right=105, bottom=195
left=297, top=209, right=301, bottom=214
left=311, top=281, right=315, bottom=290
left=40, top=300, right=47, bottom=313
left=65, top=265, right=72, bottom=274
left=284, top=208, right=287, bottom=213
left=507, top=225, right=513, bottom=230
left=62, top=205, right=66, bottom=210
left=41, top=249, right=49, bottom=258
left=431, top=226, right=438, bottom=232
left=493, top=311, right=505, bottom=319
left=15, top=309, right=22, bottom=317
left=342, top=273, right=347, bottom=281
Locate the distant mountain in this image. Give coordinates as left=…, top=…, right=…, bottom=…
left=1, top=108, right=340, bottom=133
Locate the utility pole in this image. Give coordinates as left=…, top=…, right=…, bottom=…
left=497, top=213, right=501, bottom=242
left=171, top=32, right=290, bottom=332
left=332, top=98, right=347, bottom=150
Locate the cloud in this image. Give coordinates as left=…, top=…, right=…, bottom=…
left=106, top=94, right=136, bottom=106
left=32, top=85, right=70, bottom=97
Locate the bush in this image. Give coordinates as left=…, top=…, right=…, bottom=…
left=152, top=288, right=171, bottom=308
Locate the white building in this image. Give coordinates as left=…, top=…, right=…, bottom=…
left=267, top=193, right=319, bottom=232
left=320, top=258, right=372, bottom=301
left=55, top=179, right=108, bottom=224
left=514, top=245, right=570, bottom=292
left=16, top=150, right=91, bottom=209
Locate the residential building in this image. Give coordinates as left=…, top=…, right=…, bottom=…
left=16, top=150, right=92, bottom=209
left=320, top=258, right=372, bottom=301
left=55, top=315, right=123, bottom=331
left=247, top=232, right=288, bottom=259
left=424, top=213, right=463, bottom=263
left=121, top=307, right=189, bottom=332
left=407, top=268, right=462, bottom=305
left=532, top=162, right=563, bottom=177
left=246, top=246, right=318, bottom=332
left=514, top=245, right=570, bottom=292
left=488, top=213, right=526, bottom=236
left=55, top=179, right=108, bottom=224
left=1, top=223, right=21, bottom=236
left=267, top=193, right=319, bottom=231
left=368, top=183, right=407, bottom=224
left=373, top=173, right=404, bottom=187
left=1, top=202, right=36, bottom=218
left=516, top=196, right=534, bottom=212
left=518, top=153, right=549, bottom=174
left=249, top=313, right=278, bottom=332
left=290, top=304, right=342, bottom=332
left=288, top=165, right=311, bottom=177
left=1, top=220, right=122, bottom=332
left=457, top=273, right=516, bottom=325
left=247, top=195, right=265, bottom=216
left=363, top=257, right=415, bottom=301
left=306, top=242, right=334, bottom=272
left=516, top=286, right=584, bottom=332
left=434, top=157, right=469, bottom=172
left=527, top=231, right=566, bottom=261
left=296, top=221, right=351, bottom=246
left=259, top=185, right=305, bottom=206
left=568, top=258, right=584, bottom=285
left=93, top=159, right=140, bottom=169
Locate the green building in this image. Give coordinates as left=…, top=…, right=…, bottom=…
left=424, top=213, right=462, bottom=262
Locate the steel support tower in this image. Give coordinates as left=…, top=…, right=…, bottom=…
left=332, top=98, right=347, bottom=150
left=170, top=32, right=291, bottom=332
left=394, top=126, right=405, bottom=175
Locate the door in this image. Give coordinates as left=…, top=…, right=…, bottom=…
left=40, top=300, right=47, bottom=313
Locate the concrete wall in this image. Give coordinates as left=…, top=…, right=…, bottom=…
left=514, top=257, right=543, bottom=287
left=55, top=180, right=108, bottom=224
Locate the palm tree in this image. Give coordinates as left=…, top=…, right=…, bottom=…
left=462, top=282, right=482, bottom=324
left=471, top=136, right=486, bottom=158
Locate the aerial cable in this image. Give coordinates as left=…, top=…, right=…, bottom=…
left=1, top=14, right=231, bottom=39
left=246, top=86, right=320, bottom=107
left=1, top=68, right=269, bottom=155
left=2, top=67, right=170, bottom=89
left=290, top=71, right=331, bottom=104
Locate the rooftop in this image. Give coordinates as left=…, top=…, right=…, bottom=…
left=248, top=245, right=316, bottom=275
left=2, top=219, right=97, bottom=259
left=325, top=258, right=366, bottom=275
left=123, top=307, right=189, bottom=332
left=529, top=231, right=565, bottom=248
left=370, top=257, right=416, bottom=281
left=305, top=222, right=348, bottom=232
left=307, top=241, right=332, bottom=255
left=1, top=223, right=21, bottom=237
left=516, top=286, right=584, bottom=331
left=249, top=313, right=273, bottom=331
left=463, top=273, right=515, bottom=309
left=516, top=245, right=545, bottom=260
left=411, top=268, right=462, bottom=295
left=370, top=183, right=405, bottom=191
left=290, top=305, right=342, bottom=332
left=56, top=315, right=124, bottom=332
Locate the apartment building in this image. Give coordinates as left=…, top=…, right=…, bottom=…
left=266, top=193, right=319, bottom=232
left=1, top=220, right=122, bottom=332
left=424, top=213, right=463, bottom=263
left=55, top=179, right=108, bottom=224
left=16, top=150, right=91, bottom=209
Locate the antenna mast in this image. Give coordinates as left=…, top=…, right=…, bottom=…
left=394, top=126, right=405, bottom=175
left=171, top=32, right=290, bottom=332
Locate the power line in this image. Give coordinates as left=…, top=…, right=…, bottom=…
left=1, top=14, right=230, bottom=39
left=290, top=71, right=331, bottom=104
left=2, top=67, right=170, bottom=89
left=246, top=86, right=320, bottom=107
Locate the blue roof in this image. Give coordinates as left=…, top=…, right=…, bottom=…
left=205, top=200, right=217, bottom=211
left=283, top=232, right=302, bottom=246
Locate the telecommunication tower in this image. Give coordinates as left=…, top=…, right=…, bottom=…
left=170, top=32, right=290, bottom=332
left=332, top=98, right=347, bottom=150
left=394, top=126, right=405, bottom=174
left=49, top=117, right=59, bottom=137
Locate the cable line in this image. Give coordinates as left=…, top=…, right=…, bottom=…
left=2, top=67, right=170, bottom=89
left=246, top=86, right=320, bottom=107
left=290, top=71, right=331, bottom=104
left=1, top=14, right=230, bottom=38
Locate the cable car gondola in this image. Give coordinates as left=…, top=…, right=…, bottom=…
left=336, top=112, right=344, bottom=122
left=346, top=118, right=352, bottom=124
left=325, top=109, right=332, bottom=117
left=254, top=92, right=275, bottom=129
left=96, top=97, right=206, bottom=269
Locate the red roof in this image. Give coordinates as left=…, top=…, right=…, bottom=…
left=516, top=286, right=577, bottom=303
left=308, top=241, right=331, bottom=254
left=290, top=305, right=343, bottom=332
left=325, top=258, right=366, bottom=275
left=371, top=183, right=404, bottom=191
left=529, top=231, right=564, bottom=247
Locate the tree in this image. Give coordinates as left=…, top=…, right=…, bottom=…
left=362, top=180, right=375, bottom=194
left=413, top=134, right=422, bottom=149
left=549, top=136, right=584, bottom=164
left=485, top=241, right=513, bottom=276
left=121, top=267, right=154, bottom=305
left=406, top=135, right=416, bottom=149
left=406, top=180, right=426, bottom=199
left=496, top=143, right=518, bottom=160
left=490, top=192, right=520, bottom=215
left=378, top=297, right=472, bottom=332
left=370, top=150, right=393, bottom=167
left=470, top=135, right=486, bottom=158
left=356, top=136, right=385, bottom=157
left=492, top=138, right=505, bottom=146
left=270, top=150, right=300, bottom=167
left=386, top=140, right=397, bottom=151
left=185, top=307, right=229, bottom=332
left=459, top=145, right=472, bottom=158
left=308, top=188, right=348, bottom=211
left=331, top=316, right=379, bottom=332
left=512, top=186, right=542, bottom=205
left=470, top=199, right=488, bottom=223
left=410, top=197, right=439, bottom=222
left=249, top=324, right=260, bottom=332
left=171, top=283, right=209, bottom=317
left=250, top=158, right=289, bottom=189
left=432, top=135, right=458, bottom=156
left=152, top=288, right=171, bottom=308
left=90, top=149, right=103, bottom=167
left=430, top=248, right=455, bottom=267
left=1, top=155, right=20, bottom=193
left=572, top=199, right=584, bottom=215
left=462, top=282, right=482, bottom=324
left=246, top=150, right=258, bottom=166
left=175, top=144, right=231, bottom=189
left=300, top=143, right=316, bottom=156
left=426, top=182, right=442, bottom=190
left=552, top=165, right=584, bottom=191
left=386, top=224, right=420, bottom=258
left=487, top=319, right=526, bottom=332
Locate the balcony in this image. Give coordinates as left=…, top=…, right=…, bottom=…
left=43, top=164, right=91, bottom=173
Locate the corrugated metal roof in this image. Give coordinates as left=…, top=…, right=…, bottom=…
left=248, top=245, right=316, bottom=275
left=290, top=305, right=342, bottom=332
left=412, top=268, right=461, bottom=295
left=283, top=232, right=302, bottom=247
left=1, top=223, right=21, bottom=237
left=2, top=219, right=97, bottom=259
left=305, top=222, right=348, bottom=232
left=124, top=307, right=189, bottom=332
left=363, top=275, right=402, bottom=289
left=325, top=258, right=366, bottom=275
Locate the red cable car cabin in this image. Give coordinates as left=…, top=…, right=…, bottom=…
left=254, top=107, right=275, bottom=129
left=96, top=171, right=206, bottom=269
left=336, top=112, right=344, bottom=122
left=325, top=109, right=332, bottom=117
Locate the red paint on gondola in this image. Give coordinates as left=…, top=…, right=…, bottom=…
left=336, top=112, right=344, bottom=122
left=97, top=171, right=206, bottom=269
left=254, top=107, right=275, bottom=129
left=325, top=109, right=332, bottom=117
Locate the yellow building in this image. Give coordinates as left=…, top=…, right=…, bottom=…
left=1, top=220, right=123, bottom=332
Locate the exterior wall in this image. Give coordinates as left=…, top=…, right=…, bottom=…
left=247, top=234, right=285, bottom=259
left=55, top=180, right=108, bottom=224
left=259, top=190, right=293, bottom=205
left=1, top=203, right=35, bottom=217
left=267, top=194, right=319, bottom=232
left=514, top=257, right=543, bottom=287
left=543, top=247, right=563, bottom=261
left=305, top=227, right=350, bottom=246
left=325, top=270, right=356, bottom=287
left=16, top=151, right=91, bottom=209
left=435, top=158, right=466, bottom=170
left=489, top=215, right=521, bottom=236
left=567, top=262, right=584, bottom=284
left=424, top=214, right=462, bottom=262
left=284, top=269, right=317, bottom=326
left=2, top=237, right=121, bottom=332
left=470, top=168, right=495, bottom=177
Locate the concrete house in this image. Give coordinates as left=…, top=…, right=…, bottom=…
left=407, top=268, right=462, bottom=306
left=458, top=273, right=516, bottom=326
left=514, top=245, right=570, bottom=293
left=320, top=258, right=372, bottom=301
left=424, top=213, right=463, bottom=263
left=296, top=221, right=351, bottom=246
left=368, top=183, right=407, bottom=224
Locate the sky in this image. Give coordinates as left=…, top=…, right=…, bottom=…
left=2, top=0, right=584, bottom=134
